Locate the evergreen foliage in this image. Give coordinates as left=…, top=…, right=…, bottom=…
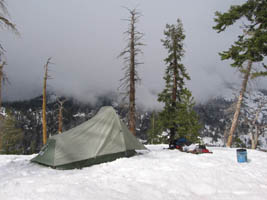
left=0, top=112, right=23, bottom=154
left=147, top=112, right=166, bottom=144
left=213, top=0, right=267, bottom=76
left=156, top=19, right=201, bottom=144
left=175, top=90, right=202, bottom=142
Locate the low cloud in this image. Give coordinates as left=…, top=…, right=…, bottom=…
left=3, top=0, right=266, bottom=110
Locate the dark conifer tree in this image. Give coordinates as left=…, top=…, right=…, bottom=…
left=157, top=19, right=200, bottom=145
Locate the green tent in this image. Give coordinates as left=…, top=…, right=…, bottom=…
left=31, top=106, right=146, bottom=169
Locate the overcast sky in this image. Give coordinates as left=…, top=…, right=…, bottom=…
left=1, top=0, right=265, bottom=109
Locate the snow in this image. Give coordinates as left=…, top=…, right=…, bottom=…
left=73, top=113, right=86, bottom=118
left=162, top=131, right=168, bottom=137
left=203, top=136, right=224, bottom=146
left=1, top=145, right=267, bottom=200
left=0, top=107, right=7, bottom=117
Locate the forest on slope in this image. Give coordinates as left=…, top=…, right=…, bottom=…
left=1, top=89, right=267, bottom=154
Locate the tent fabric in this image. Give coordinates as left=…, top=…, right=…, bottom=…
left=31, top=106, right=146, bottom=169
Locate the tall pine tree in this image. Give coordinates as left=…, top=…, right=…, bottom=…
left=157, top=19, right=200, bottom=146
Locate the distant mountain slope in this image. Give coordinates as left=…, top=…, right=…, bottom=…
left=195, top=89, right=267, bottom=149
left=2, top=93, right=150, bottom=154
left=1, top=90, right=267, bottom=154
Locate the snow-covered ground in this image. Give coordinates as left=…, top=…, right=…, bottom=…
left=1, top=145, right=267, bottom=200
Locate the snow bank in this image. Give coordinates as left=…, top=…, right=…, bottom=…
left=1, top=145, right=267, bottom=200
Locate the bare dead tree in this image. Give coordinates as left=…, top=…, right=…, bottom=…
left=244, top=95, right=267, bottom=149
left=56, top=98, right=67, bottom=134
left=42, top=58, right=53, bottom=145
left=118, top=7, right=144, bottom=136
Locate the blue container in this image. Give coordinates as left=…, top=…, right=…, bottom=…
left=236, top=149, right=247, bottom=163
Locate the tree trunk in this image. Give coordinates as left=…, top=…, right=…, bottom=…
left=172, top=63, right=178, bottom=103
left=129, top=14, right=136, bottom=136
left=250, top=103, right=262, bottom=149
left=223, top=127, right=230, bottom=146
left=251, top=131, right=258, bottom=150
left=169, top=35, right=178, bottom=146
left=58, top=106, right=63, bottom=133
left=0, top=64, right=3, bottom=109
left=42, top=75, right=47, bottom=145
left=227, top=60, right=252, bottom=147
left=172, top=32, right=178, bottom=103
left=254, top=128, right=259, bottom=149
left=169, top=128, right=175, bottom=146
left=0, top=115, right=4, bottom=150
left=42, top=60, right=49, bottom=145
left=152, top=112, right=155, bottom=144
left=57, top=99, right=65, bottom=134
left=251, top=126, right=260, bottom=149
left=251, top=132, right=256, bottom=149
